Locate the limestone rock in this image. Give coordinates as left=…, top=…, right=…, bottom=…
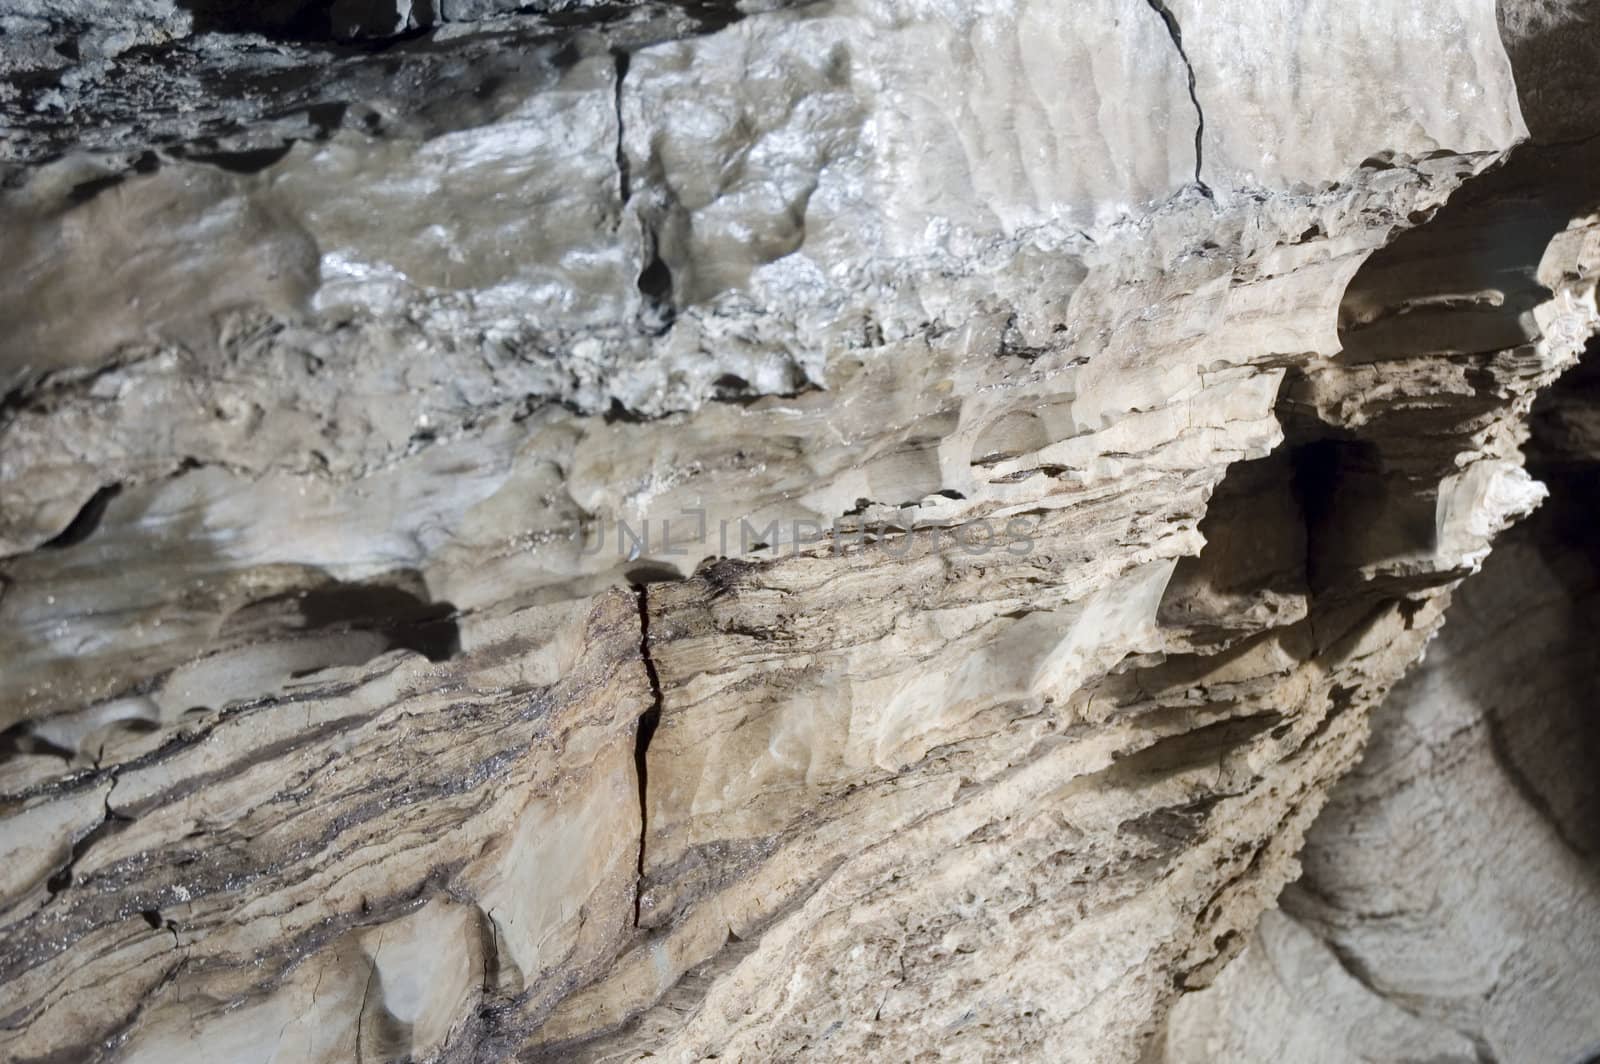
left=0, top=1, right=1596, bottom=1062
left=1161, top=382, right=1600, bottom=1064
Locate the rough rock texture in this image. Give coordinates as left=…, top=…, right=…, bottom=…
left=1158, top=6, right=1600, bottom=1061
left=2, top=1, right=1598, bottom=1062
left=1162, top=359, right=1600, bottom=1064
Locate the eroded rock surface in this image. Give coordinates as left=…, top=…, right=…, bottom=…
left=1, top=0, right=1597, bottom=1061
left=1162, top=363, right=1600, bottom=1064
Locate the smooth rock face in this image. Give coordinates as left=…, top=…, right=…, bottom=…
left=0, top=1, right=1597, bottom=1062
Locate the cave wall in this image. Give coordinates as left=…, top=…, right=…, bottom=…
left=1, top=2, right=1597, bottom=1062
left=1163, top=370, right=1600, bottom=1064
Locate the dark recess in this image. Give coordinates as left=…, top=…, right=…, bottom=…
left=40, top=484, right=123, bottom=551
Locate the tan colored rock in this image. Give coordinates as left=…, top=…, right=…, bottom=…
left=0, top=0, right=1595, bottom=1061
left=1162, top=452, right=1600, bottom=1064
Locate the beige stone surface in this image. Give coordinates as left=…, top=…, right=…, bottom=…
left=0, top=0, right=1596, bottom=1061
left=1163, top=452, right=1600, bottom=1064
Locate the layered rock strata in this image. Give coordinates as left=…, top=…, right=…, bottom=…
left=1162, top=357, right=1600, bottom=1064
left=1159, top=6, right=1600, bottom=1058
left=0, top=1, right=1594, bottom=1061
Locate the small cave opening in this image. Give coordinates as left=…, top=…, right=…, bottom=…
left=1156, top=446, right=1309, bottom=647
left=39, top=484, right=122, bottom=551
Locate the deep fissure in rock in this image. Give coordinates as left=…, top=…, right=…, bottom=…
left=1143, top=0, right=1209, bottom=192
left=631, top=580, right=664, bottom=927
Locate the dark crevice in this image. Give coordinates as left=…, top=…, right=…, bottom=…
left=67, top=172, right=126, bottom=204
left=1279, top=402, right=1385, bottom=600
left=39, top=483, right=122, bottom=551
left=1155, top=446, right=1308, bottom=645
left=636, top=250, right=676, bottom=333
left=183, top=142, right=296, bottom=173
left=704, top=378, right=821, bottom=408
left=609, top=43, right=677, bottom=335
left=603, top=397, right=647, bottom=425
left=1288, top=436, right=1345, bottom=595
left=0, top=720, right=74, bottom=760
left=712, top=373, right=750, bottom=399
left=631, top=581, right=664, bottom=928
left=45, top=771, right=133, bottom=897
left=625, top=562, right=685, bottom=585
left=303, top=101, right=352, bottom=139
left=174, top=0, right=350, bottom=41
left=612, top=48, right=631, bottom=207
left=582, top=370, right=823, bottom=419
left=1143, top=0, right=1210, bottom=194
left=174, top=0, right=418, bottom=43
